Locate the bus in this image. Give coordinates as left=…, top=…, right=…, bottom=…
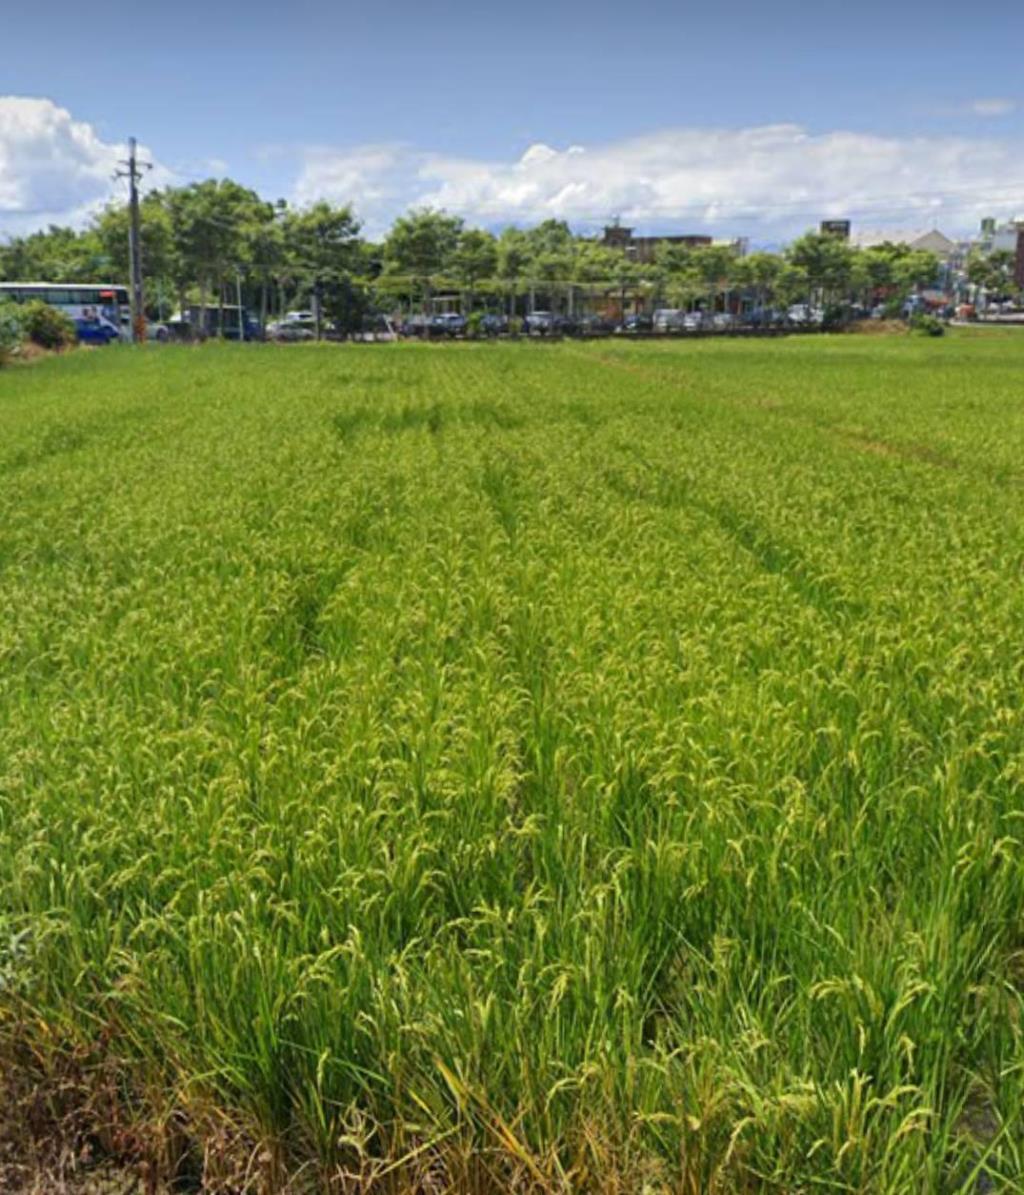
left=0, top=282, right=130, bottom=341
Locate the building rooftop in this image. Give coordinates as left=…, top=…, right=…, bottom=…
left=848, top=228, right=955, bottom=251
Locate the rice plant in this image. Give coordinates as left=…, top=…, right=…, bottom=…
left=1, top=332, right=1023, bottom=1192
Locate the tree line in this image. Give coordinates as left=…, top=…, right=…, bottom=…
left=0, top=177, right=965, bottom=330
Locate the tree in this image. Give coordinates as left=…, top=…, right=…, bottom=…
left=968, top=249, right=1016, bottom=301
left=650, top=242, right=694, bottom=308
left=787, top=232, right=854, bottom=305
left=383, top=210, right=462, bottom=314
left=95, top=196, right=175, bottom=316
left=654, top=241, right=694, bottom=277
left=531, top=246, right=575, bottom=313
left=284, top=201, right=361, bottom=337
left=450, top=229, right=497, bottom=311
left=524, top=219, right=574, bottom=257
left=891, top=249, right=940, bottom=299
left=606, top=253, right=643, bottom=323
left=775, top=263, right=810, bottom=306
left=857, top=247, right=896, bottom=305
left=497, top=228, right=531, bottom=317
left=0, top=224, right=107, bottom=283
left=692, top=245, right=738, bottom=314
left=735, top=251, right=781, bottom=313
left=164, top=180, right=265, bottom=333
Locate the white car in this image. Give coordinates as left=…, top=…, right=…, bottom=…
left=119, top=313, right=170, bottom=342
left=653, top=308, right=686, bottom=331
left=268, top=320, right=315, bottom=342
left=787, top=304, right=824, bottom=326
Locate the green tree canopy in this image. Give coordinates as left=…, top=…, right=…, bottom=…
left=450, top=229, right=498, bottom=301
left=384, top=210, right=463, bottom=296
left=787, top=232, right=854, bottom=301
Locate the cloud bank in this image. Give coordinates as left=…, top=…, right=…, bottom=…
left=0, top=96, right=164, bottom=235
left=295, top=124, right=1024, bottom=240
left=2, top=96, right=1022, bottom=244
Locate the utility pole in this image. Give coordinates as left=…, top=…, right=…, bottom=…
left=116, top=138, right=151, bottom=344
left=235, top=267, right=244, bottom=341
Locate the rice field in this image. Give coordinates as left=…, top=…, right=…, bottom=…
left=2, top=333, right=1024, bottom=1192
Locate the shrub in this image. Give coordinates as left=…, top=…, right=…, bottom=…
left=465, top=312, right=484, bottom=339
left=508, top=315, right=524, bottom=337
left=821, top=303, right=850, bottom=331
left=910, top=313, right=945, bottom=337
left=0, top=301, right=23, bottom=365
left=21, top=300, right=77, bottom=350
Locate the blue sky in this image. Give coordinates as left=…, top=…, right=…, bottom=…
left=2, top=0, right=1022, bottom=241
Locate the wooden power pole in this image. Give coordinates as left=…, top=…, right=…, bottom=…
left=117, top=138, right=150, bottom=344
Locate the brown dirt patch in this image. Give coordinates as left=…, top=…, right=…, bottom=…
left=845, top=319, right=908, bottom=336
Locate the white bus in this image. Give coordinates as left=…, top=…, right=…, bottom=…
left=0, top=282, right=130, bottom=340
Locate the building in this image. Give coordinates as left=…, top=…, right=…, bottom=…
left=975, top=217, right=1024, bottom=288
left=848, top=227, right=958, bottom=261
left=600, top=224, right=748, bottom=263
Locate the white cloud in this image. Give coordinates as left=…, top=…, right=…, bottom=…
left=294, top=124, right=1024, bottom=240
left=293, top=144, right=414, bottom=222
left=0, top=96, right=166, bottom=236
left=968, top=98, right=1016, bottom=117
left=926, top=97, right=1017, bottom=119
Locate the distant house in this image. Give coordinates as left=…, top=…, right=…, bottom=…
left=600, top=224, right=748, bottom=263
left=848, top=228, right=958, bottom=261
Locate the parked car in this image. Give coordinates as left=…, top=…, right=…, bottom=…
left=786, top=304, right=824, bottom=327
left=524, top=311, right=556, bottom=334
left=74, top=317, right=121, bottom=345
left=400, top=315, right=431, bottom=336
left=622, top=312, right=654, bottom=332
left=682, top=311, right=706, bottom=331
left=117, top=311, right=171, bottom=342
left=480, top=312, right=509, bottom=336
left=577, top=313, right=615, bottom=335
left=711, top=312, right=736, bottom=331
left=652, top=308, right=686, bottom=332
left=431, top=313, right=467, bottom=337
left=745, top=307, right=785, bottom=328
left=268, top=319, right=315, bottom=342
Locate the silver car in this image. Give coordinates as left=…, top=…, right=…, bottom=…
left=653, top=308, right=686, bottom=331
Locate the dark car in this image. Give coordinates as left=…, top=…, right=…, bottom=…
left=400, top=315, right=431, bottom=337
left=74, top=317, right=120, bottom=345
left=622, top=313, right=654, bottom=332
left=480, top=312, right=509, bottom=336
left=745, top=307, right=785, bottom=328
left=578, top=313, right=615, bottom=335
left=431, top=313, right=467, bottom=337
